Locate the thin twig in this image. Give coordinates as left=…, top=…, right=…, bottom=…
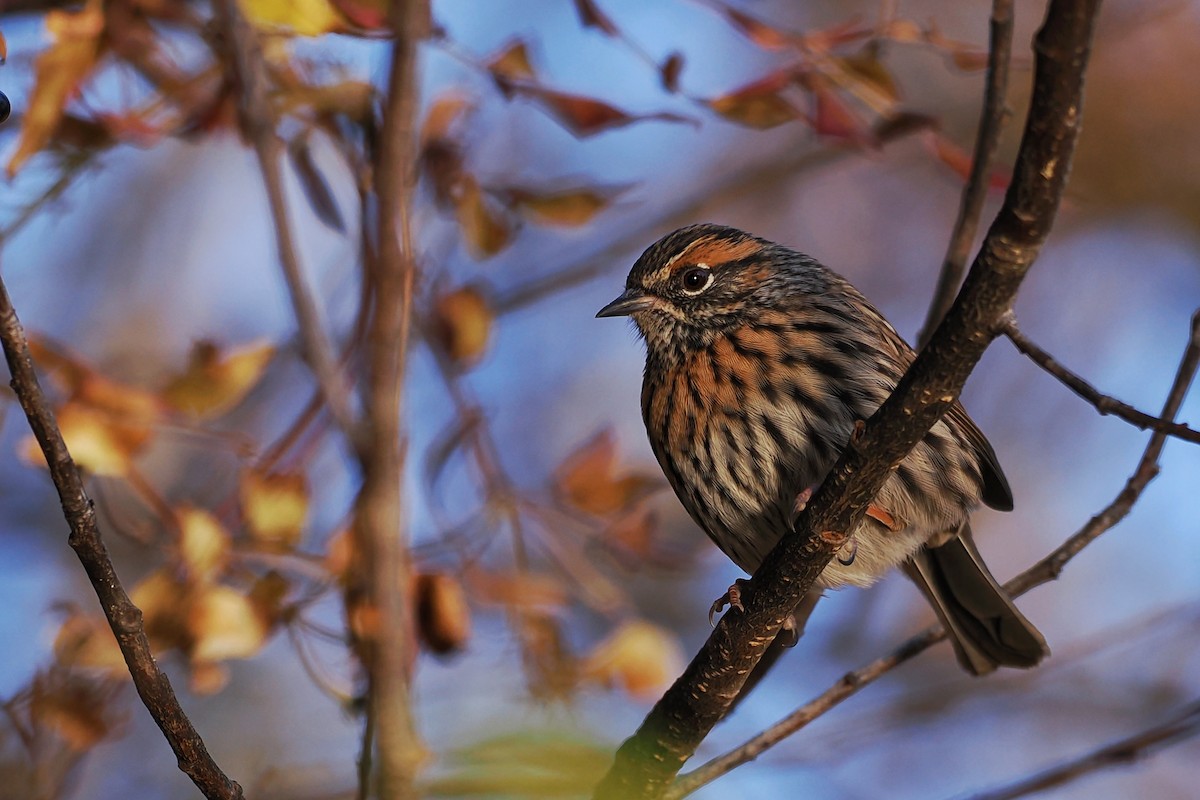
left=213, top=0, right=363, bottom=455
left=1003, top=315, right=1200, bottom=445
left=964, top=700, right=1200, bottom=800
left=350, top=2, right=430, bottom=797
left=0, top=274, right=242, bottom=799
left=668, top=309, right=1200, bottom=799
left=919, top=0, right=1014, bottom=347
left=595, top=1, right=1102, bottom=796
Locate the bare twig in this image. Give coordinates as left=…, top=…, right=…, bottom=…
left=595, top=2, right=1101, bottom=796
left=1003, top=315, right=1200, bottom=445
left=349, top=2, right=430, bottom=797
left=213, top=0, right=363, bottom=454
left=919, top=0, right=1015, bottom=347
left=0, top=276, right=242, bottom=799
left=965, top=700, right=1200, bottom=800
left=668, top=309, right=1200, bottom=799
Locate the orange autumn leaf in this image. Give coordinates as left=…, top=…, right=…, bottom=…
left=581, top=621, right=684, bottom=700
left=929, top=132, right=1010, bottom=189
left=554, top=430, right=660, bottom=516
left=328, top=0, right=390, bottom=31
left=162, top=339, right=275, bottom=419
left=455, top=174, right=512, bottom=259
left=240, top=469, right=309, bottom=548
left=130, top=569, right=193, bottom=652
left=707, top=72, right=800, bottom=129
left=508, top=185, right=626, bottom=227
left=431, top=285, right=493, bottom=366
left=467, top=569, right=569, bottom=610
left=7, top=0, right=105, bottom=177
left=837, top=48, right=901, bottom=104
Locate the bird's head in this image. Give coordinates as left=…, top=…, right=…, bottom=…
left=597, top=224, right=821, bottom=354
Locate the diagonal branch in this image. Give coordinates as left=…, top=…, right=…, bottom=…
left=0, top=276, right=243, bottom=799
left=668, top=308, right=1200, bottom=799
left=966, top=700, right=1200, bottom=800
left=920, top=0, right=1015, bottom=347
left=213, top=0, right=363, bottom=454
left=1003, top=316, right=1200, bottom=445
left=594, top=1, right=1103, bottom=797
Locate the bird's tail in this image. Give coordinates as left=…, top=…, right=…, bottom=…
left=904, top=524, right=1049, bottom=676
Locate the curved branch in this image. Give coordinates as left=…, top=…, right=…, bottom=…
left=0, top=277, right=243, bottom=799
left=594, top=1, right=1103, bottom=797
left=1003, top=316, right=1200, bottom=445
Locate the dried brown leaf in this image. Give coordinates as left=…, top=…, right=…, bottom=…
left=30, top=670, right=123, bottom=751
left=707, top=72, right=800, bottom=129
left=512, top=83, right=694, bottom=137
left=508, top=185, right=626, bottom=227
left=416, top=573, right=472, bottom=656
left=487, top=39, right=537, bottom=83
left=467, top=569, right=569, bottom=610
left=179, top=506, right=230, bottom=584
left=188, top=585, right=270, bottom=662
left=53, top=612, right=127, bottom=677
left=554, top=429, right=660, bottom=516
left=660, top=52, right=684, bottom=93
left=289, top=136, right=345, bottom=232
left=573, top=0, right=619, bottom=36
left=811, top=84, right=868, bottom=141
left=722, top=7, right=793, bottom=50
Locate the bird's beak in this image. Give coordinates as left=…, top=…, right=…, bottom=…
left=596, top=288, right=654, bottom=318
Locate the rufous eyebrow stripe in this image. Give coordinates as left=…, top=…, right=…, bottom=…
left=666, top=235, right=763, bottom=273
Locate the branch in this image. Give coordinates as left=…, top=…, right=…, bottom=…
left=350, top=2, right=430, bottom=797
left=1003, top=316, right=1200, bottom=445
left=0, top=278, right=242, bottom=799
left=966, top=700, right=1200, bottom=800
left=212, top=0, right=363, bottom=454
left=919, top=0, right=1014, bottom=347
left=668, top=308, right=1200, bottom=799
left=594, top=1, right=1102, bottom=796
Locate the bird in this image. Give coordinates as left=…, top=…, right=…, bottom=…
left=596, top=223, right=1048, bottom=675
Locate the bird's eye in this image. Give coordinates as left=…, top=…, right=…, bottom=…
left=679, top=266, right=713, bottom=295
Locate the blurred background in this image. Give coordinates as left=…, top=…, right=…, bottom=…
left=1, top=0, right=1199, bottom=798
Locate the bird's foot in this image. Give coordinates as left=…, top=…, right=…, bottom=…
left=836, top=536, right=858, bottom=566
left=708, top=578, right=750, bottom=626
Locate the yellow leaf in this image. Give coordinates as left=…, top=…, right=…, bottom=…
left=513, top=188, right=618, bottom=227
left=581, top=621, right=683, bottom=700
left=188, top=585, right=270, bottom=662
left=179, top=506, right=230, bottom=583
left=238, top=0, right=345, bottom=36
left=6, top=0, right=104, bottom=177
left=163, top=340, right=275, bottom=419
left=454, top=175, right=511, bottom=259
left=240, top=469, right=309, bottom=548
left=431, top=286, right=493, bottom=367
left=487, top=39, right=537, bottom=82
left=53, top=612, right=127, bottom=677
left=24, top=402, right=152, bottom=477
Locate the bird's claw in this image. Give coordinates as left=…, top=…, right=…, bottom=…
left=836, top=537, right=858, bottom=566
left=708, top=578, right=749, bottom=626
